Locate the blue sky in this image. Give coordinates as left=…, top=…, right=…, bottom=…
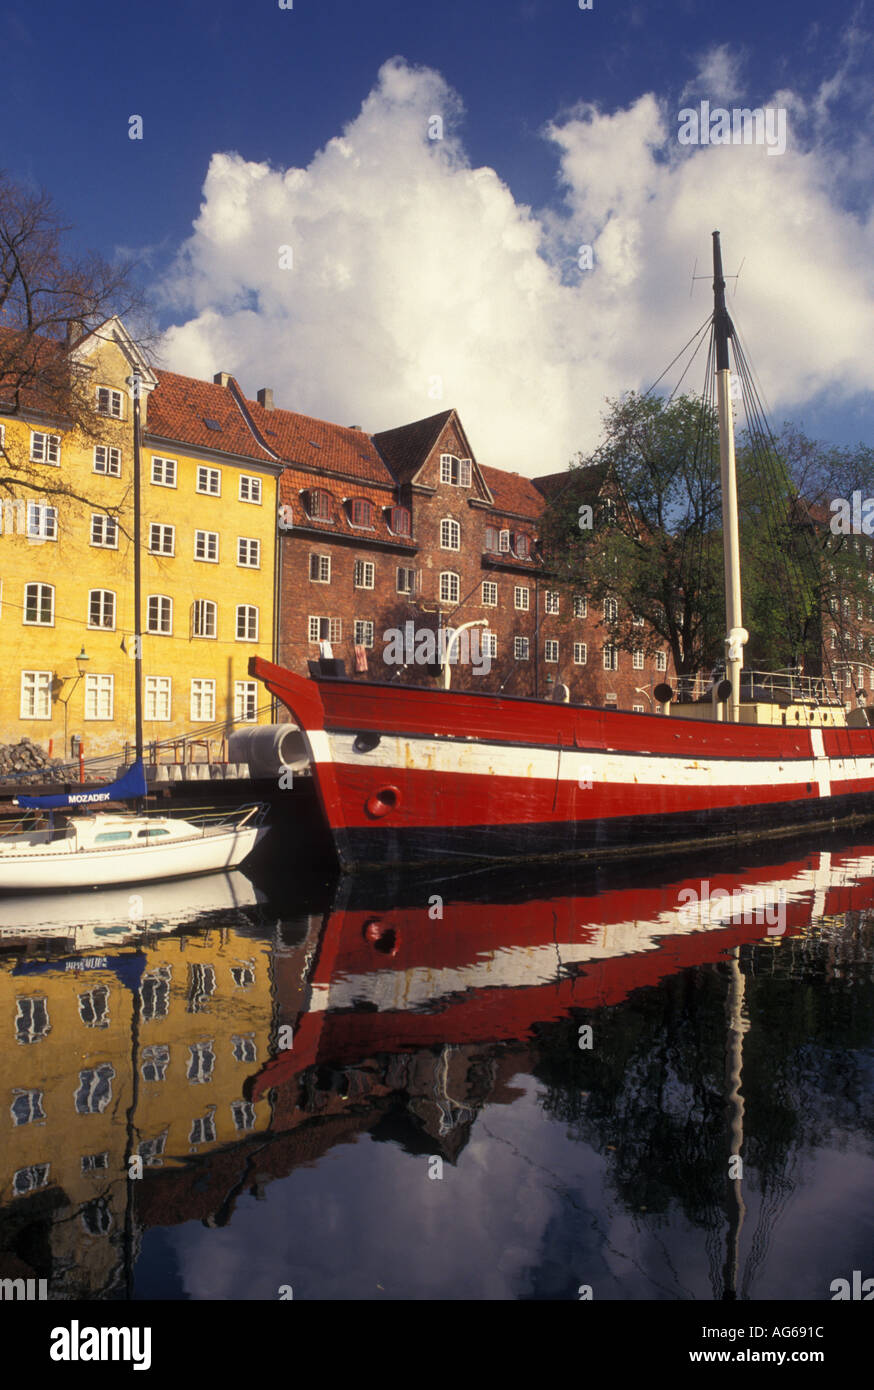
left=2, top=0, right=872, bottom=471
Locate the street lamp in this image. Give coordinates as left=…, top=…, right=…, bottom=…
left=59, top=645, right=90, bottom=757
left=443, top=620, right=489, bottom=689
left=634, top=685, right=654, bottom=709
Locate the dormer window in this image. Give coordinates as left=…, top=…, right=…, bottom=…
left=349, top=498, right=373, bottom=528
left=306, top=489, right=334, bottom=522
left=499, top=530, right=510, bottom=553
left=484, top=526, right=499, bottom=553
left=96, top=387, right=124, bottom=419
left=389, top=506, right=411, bottom=537
left=440, top=454, right=471, bottom=487
left=515, top=534, right=530, bottom=560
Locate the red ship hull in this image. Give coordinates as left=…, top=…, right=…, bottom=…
left=252, top=657, right=874, bottom=869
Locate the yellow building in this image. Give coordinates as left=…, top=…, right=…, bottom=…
left=0, top=320, right=281, bottom=762
left=0, top=917, right=274, bottom=1298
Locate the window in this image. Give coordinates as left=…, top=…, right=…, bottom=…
left=15, top=997, right=50, bottom=1044
left=514, top=636, right=529, bottom=660
left=147, top=595, right=172, bottom=634
left=483, top=631, right=497, bottom=659
left=308, top=617, right=342, bottom=643
left=439, top=572, right=459, bottom=604
left=390, top=506, right=411, bottom=536
left=75, top=1064, right=115, bottom=1115
left=633, top=612, right=645, bottom=627
left=145, top=676, right=171, bottom=721
left=633, top=704, right=645, bottom=713
left=88, top=589, right=116, bottom=629
left=440, top=518, right=460, bottom=550
left=574, top=595, right=587, bottom=618
left=93, top=447, right=120, bottom=480
left=192, top=599, right=217, bottom=638
left=234, top=681, right=258, bottom=722
left=350, top=498, right=373, bottom=528
left=190, top=679, right=216, bottom=721
left=141, top=1046, right=170, bottom=1083
left=140, top=966, right=171, bottom=1022
left=514, top=586, right=529, bottom=611
left=187, top=1041, right=216, bottom=1084
left=26, top=502, right=57, bottom=540
left=307, top=488, right=333, bottom=521
left=12, top=1163, right=50, bottom=1195
left=236, top=604, right=259, bottom=641
left=231, top=1034, right=258, bottom=1064
left=239, top=475, right=262, bottom=504
left=656, top=651, right=667, bottom=672
left=515, top=534, right=531, bottom=560
left=484, top=526, right=499, bottom=553
left=148, top=523, right=174, bottom=555
left=189, top=1114, right=216, bottom=1146
left=633, top=648, right=644, bottom=670
left=603, top=644, right=619, bottom=671
left=232, top=1100, right=256, bottom=1133
left=96, top=386, right=123, bottom=418
left=90, top=514, right=118, bottom=548
left=23, top=582, right=54, bottom=625
left=830, top=629, right=837, bottom=650
left=20, top=671, right=52, bottom=719
left=237, top=537, right=260, bottom=568
left=196, top=466, right=221, bottom=496
left=482, top=581, right=498, bottom=607
left=193, top=530, right=218, bottom=562
left=440, top=454, right=471, bottom=486
left=574, top=643, right=587, bottom=665
left=354, top=620, right=374, bottom=647
left=397, top=566, right=417, bottom=595
left=310, top=553, right=331, bottom=583
left=82, top=1152, right=110, bottom=1173
left=545, top=640, right=559, bottom=663
left=30, top=431, right=60, bottom=465
left=354, top=559, right=375, bottom=589
left=78, top=986, right=110, bottom=1028
left=603, top=597, right=618, bottom=621
left=545, top=591, right=560, bottom=614
left=11, top=1090, right=45, bottom=1126
left=151, top=456, right=177, bottom=487
left=85, top=674, right=113, bottom=720
left=499, top=529, right=510, bottom=552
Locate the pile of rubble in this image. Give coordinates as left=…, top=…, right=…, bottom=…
left=0, top=739, right=68, bottom=785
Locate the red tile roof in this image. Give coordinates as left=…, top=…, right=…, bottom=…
left=372, top=410, right=455, bottom=485
left=146, top=370, right=276, bottom=462
left=243, top=393, right=395, bottom=485
left=479, top=465, right=545, bottom=521
left=278, top=467, right=415, bottom=546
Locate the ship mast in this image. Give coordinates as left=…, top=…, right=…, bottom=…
left=713, top=231, right=747, bottom=723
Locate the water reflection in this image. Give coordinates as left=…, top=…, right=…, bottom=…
left=2, top=839, right=873, bottom=1300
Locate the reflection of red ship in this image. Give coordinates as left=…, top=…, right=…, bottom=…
left=249, top=843, right=874, bottom=1105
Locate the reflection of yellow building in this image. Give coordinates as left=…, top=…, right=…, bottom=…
left=0, top=321, right=280, bottom=760
left=0, top=921, right=273, bottom=1298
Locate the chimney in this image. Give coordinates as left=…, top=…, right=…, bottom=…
left=65, top=319, right=86, bottom=347
left=347, top=424, right=362, bottom=431
left=257, top=388, right=274, bottom=411
left=213, top=372, right=231, bottom=387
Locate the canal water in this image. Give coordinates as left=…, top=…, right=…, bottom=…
left=2, top=828, right=873, bottom=1302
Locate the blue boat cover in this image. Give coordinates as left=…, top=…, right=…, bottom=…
left=13, top=759, right=148, bottom=810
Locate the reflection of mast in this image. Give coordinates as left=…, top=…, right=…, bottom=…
left=123, top=959, right=142, bottom=1299
left=722, top=945, right=749, bottom=1298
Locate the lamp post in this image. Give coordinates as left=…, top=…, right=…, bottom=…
left=634, top=685, right=654, bottom=709
left=59, top=645, right=90, bottom=760
left=443, top=619, right=489, bottom=690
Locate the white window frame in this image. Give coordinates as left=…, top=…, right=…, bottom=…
left=353, top=559, right=375, bottom=590
left=603, top=644, right=619, bottom=671
left=196, top=466, right=221, bottom=496
left=633, top=648, right=644, bottom=670
left=440, top=518, right=460, bottom=551
left=26, top=501, right=57, bottom=540
left=194, top=530, right=219, bottom=563
left=237, top=537, right=260, bottom=568
left=234, top=681, right=258, bottom=723
left=96, top=386, right=124, bottom=418
left=147, top=594, right=173, bottom=635
left=354, top=619, right=374, bottom=648
left=84, top=673, right=114, bottom=721
left=94, top=445, right=122, bottom=476
left=514, top=636, right=529, bottom=661
left=656, top=651, right=667, bottom=672
left=482, top=581, right=498, bottom=607
left=574, top=643, right=587, bottom=665
left=397, top=566, right=417, bottom=595
left=545, top=639, right=559, bottom=663
left=30, top=431, right=60, bottom=465
left=235, top=604, right=259, bottom=642
left=499, top=529, right=510, bottom=552
left=603, top=597, right=618, bottom=622
left=239, top=475, right=262, bottom=504
left=439, top=571, right=459, bottom=604
left=20, top=670, right=52, bottom=719
left=192, top=599, right=217, bottom=639
left=88, top=588, right=116, bottom=630
left=310, top=554, right=331, bottom=583
left=148, top=523, right=175, bottom=556
left=190, top=678, right=216, bottom=722
left=90, top=514, right=119, bottom=549
left=440, top=455, right=472, bottom=487
left=573, top=595, right=587, bottom=618
left=23, top=582, right=54, bottom=626
left=545, top=591, right=560, bottom=615
left=308, top=616, right=342, bottom=643
left=514, top=586, right=529, bottom=611
left=144, top=676, right=171, bottom=722
left=483, top=631, right=497, bottom=659
left=151, top=456, right=177, bottom=487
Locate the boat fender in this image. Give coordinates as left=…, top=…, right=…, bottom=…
left=363, top=917, right=399, bottom=955
left=365, top=786, right=400, bottom=818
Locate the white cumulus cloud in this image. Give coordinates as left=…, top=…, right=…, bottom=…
left=158, top=53, right=874, bottom=477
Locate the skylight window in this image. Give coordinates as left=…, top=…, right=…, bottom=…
left=203, top=418, right=222, bottom=431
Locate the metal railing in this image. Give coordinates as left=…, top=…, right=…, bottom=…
left=674, top=669, right=844, bottom=706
